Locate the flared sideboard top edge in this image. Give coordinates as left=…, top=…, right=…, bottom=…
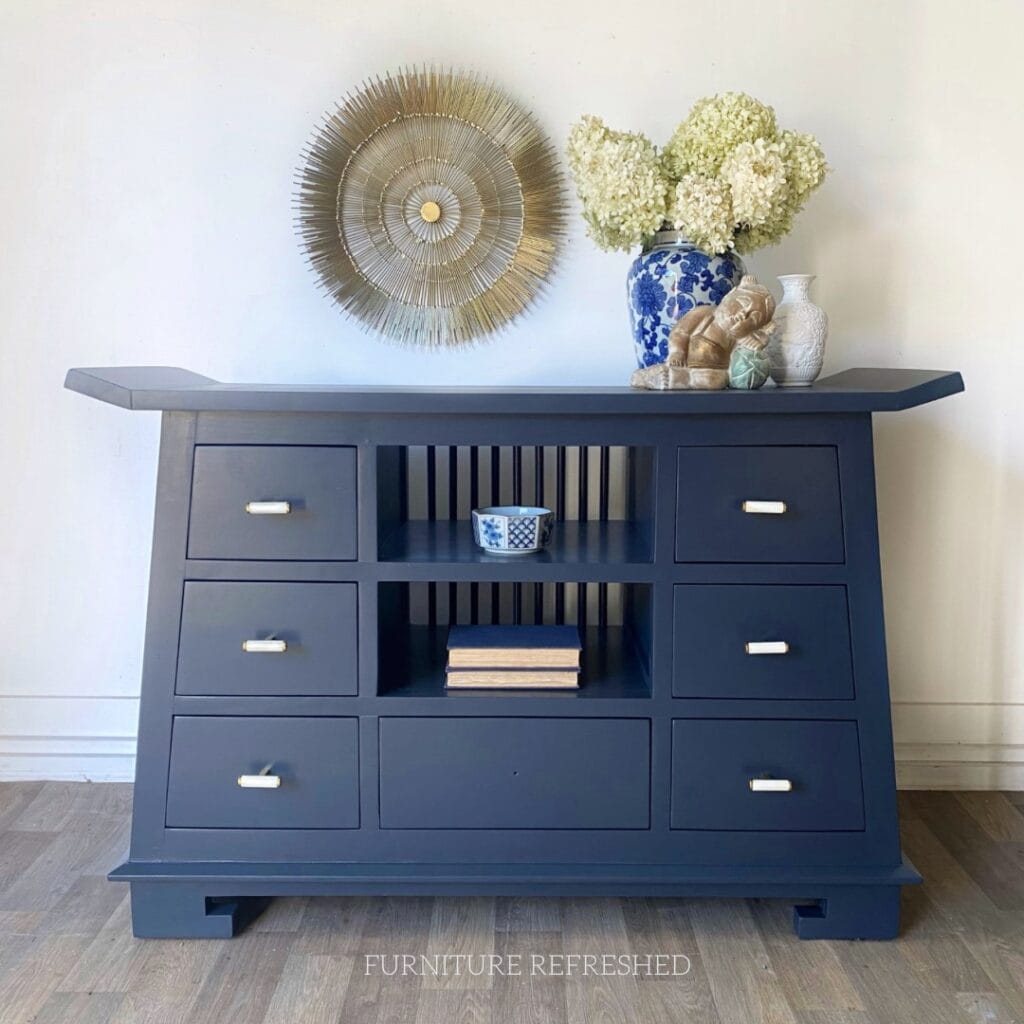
left=64, top=366, right=964, bottom=415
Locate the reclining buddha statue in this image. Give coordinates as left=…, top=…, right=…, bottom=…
left=630, top=274, right=776, bottom=391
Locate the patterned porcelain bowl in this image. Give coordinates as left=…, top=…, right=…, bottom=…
left=471, top=506, right=554, bottom=555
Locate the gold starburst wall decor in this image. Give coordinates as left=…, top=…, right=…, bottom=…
left=295, top=68, right=567, bottom=347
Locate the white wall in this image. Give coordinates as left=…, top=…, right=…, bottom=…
left=1, top=0, right=1020, bottom=786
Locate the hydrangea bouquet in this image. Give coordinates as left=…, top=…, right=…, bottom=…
left=566, top=92, right=827, bottom=256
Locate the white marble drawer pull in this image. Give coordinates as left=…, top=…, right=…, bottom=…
left=749, top=778, right=793, bottom=792
left=742, top=500, right=787, bottom=514
left=241, top=639, right=287, bottom=654
left=245, top=500, right=291, bottom=515
left=745, top=640, right=790, bottom=655
left=237, top=765, right=281, bottom=789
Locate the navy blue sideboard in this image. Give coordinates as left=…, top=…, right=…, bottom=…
left=66, top=367, right=963, bottom=940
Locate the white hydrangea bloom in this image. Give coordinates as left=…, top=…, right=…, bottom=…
left=720, top=139, right=788, bottom=229
left=668, top=174, right=735, bottom=256
left=566, top=116, right=669, bottom=252
left=565, top=97, right=827, bottom=257
left=778, top=130, right=828, bottom=207
left=662, top=92, right=778, bottom=179
left=732, top=132, right=828, bottom=253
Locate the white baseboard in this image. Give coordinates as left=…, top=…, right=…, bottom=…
left=0, top=754, right=136, bottom=783
left=0, top=737, right=137, bottom=782
left=891, top=701, right=1024, bottom=790
left=896, top=760, right=1024, bottom=790
left=0, top=695, right=138, bottom=782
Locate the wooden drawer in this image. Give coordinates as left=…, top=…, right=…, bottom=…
left=673, top=585, right=854, bottom=700
left=379, top=718, right=650, bottom=829
left=671, top=719, right=864, bottom=831
left=188, top=446, right=357, bottom=561
left=676, top=446, right=844, bottom=563
left=166, top=717, right=359, bottom=829
left=176, top=582, right=358, bottom=697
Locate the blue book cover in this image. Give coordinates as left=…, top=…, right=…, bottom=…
left=447, top=625, right=581, bottom=651
left=446, top=625, right=582, bottom=668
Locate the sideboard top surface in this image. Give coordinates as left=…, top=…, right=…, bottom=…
left=64, top=366, right=963, bottom=415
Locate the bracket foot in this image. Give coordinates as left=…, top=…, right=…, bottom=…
left=793, top=885, right=902, bottom=940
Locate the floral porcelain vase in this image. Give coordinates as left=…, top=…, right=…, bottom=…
left=766, top=274, right=829, bottom=386
left=627, top=230, right=744, bottom=368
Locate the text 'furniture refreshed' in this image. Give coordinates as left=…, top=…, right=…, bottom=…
left=65, top=366, right=963, bottom=940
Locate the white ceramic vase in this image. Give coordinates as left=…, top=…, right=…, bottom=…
left=767, top=274, right=829, bottom=387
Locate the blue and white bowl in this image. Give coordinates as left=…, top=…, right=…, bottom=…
left=471, top=506, right=553, bottom=555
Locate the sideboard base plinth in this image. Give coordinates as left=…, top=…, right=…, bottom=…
left=114, top=859, right=920, bottom=940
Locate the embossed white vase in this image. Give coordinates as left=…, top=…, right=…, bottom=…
left=767, top=274, right=829, bottom=387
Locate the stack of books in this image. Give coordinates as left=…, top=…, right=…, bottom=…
left=445, top=624, right=582, bottom=689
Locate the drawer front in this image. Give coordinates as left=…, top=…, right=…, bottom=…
left=676, top=446, right=844, bottom=563
left=671, top=719, right=864, bottom=831
left=673, top=585, right=854, bottom=700
left=166, top=716, right=359, bottom=829
left=176, top=582, right=358, bottom=696
left=188, top=446, right=357, bottom=561
left=379, top=717, right=650, bottom=829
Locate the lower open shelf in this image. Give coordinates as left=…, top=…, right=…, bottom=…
left=378, top=625, right=651, bottom=699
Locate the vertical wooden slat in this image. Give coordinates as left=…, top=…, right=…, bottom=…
left=426, top=446, right=437, bottom=627
left=448, top=446, right=457, bottom=622
left=399, top=446, right=409, bottom=522
left=556, top=446, right=566, bottom=517
left=577, top=445, right=589, bottom=520
left=577, top=446, right=588, bottom=629
left=490, top=446, right=500, bottom=622
left=469, top=445, right=479, bottom=624
left=598, top=445, right=610, bottom=628
left=512, top=446, right=523, bottom=624
left=448, top=445, right=458, bottom=518
left=555, top=446, right=566, bottom=622
left=534, top=446, right=544, bottom=622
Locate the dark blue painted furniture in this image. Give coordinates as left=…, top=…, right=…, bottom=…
left=65, top=366, right=963, bottom=940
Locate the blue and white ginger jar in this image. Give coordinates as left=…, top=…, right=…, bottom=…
left=627, top=230, right=745, bottom=368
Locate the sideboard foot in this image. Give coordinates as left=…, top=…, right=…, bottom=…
left=129, top=883, right=269, bottom=938
left=793, top=885, right=902, bottom=940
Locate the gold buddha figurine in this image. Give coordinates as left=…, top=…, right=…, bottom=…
left=630, top=274, right=777, bottom=390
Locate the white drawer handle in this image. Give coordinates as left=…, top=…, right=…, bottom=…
left=245, top=500, right=291, bottom=515
left=242, top=639, right=288, bottom=654
left=742, top=500, right=787, bottom=514
left=749, top=778, right=793, bottom=793
left=745, top=641, right=790, bottom=655
left=237, top=765, right=281, bottom=789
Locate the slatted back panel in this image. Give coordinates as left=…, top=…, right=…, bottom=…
left=404, top=446, right=629, bottom=521
left=407, top=581, right=625, bottom=628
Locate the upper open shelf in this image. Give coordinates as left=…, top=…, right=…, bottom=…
left=378, top=519, right=652, bottom=566
left=376, top=444, right=656, bottom=567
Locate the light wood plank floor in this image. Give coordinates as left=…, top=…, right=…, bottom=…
left=0, top=784, right=1022, bottom=1024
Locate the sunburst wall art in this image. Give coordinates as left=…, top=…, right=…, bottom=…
left=295, top=67, right=566, bottom=347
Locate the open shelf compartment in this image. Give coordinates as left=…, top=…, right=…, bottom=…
left=377, top=581, right=653, bottom=699
left=376, top=445, right=655, bottom=565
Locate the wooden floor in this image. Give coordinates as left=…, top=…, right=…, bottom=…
left=0, top=785, right=1022, bottom=1024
